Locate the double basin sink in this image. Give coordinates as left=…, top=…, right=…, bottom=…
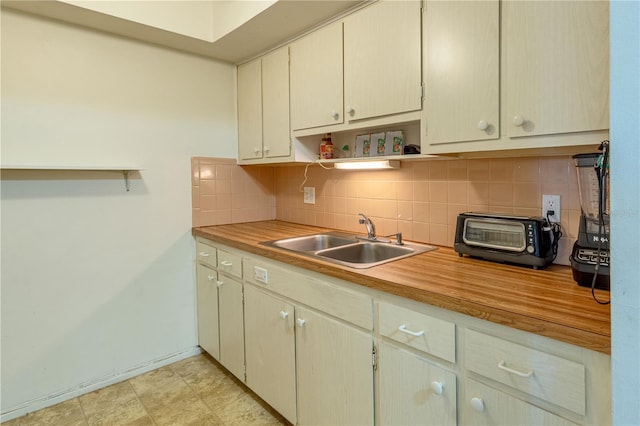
left=260, top=232, right=436, bottom=269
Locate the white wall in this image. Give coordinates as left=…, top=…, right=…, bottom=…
left=0, top=8, right=236, bottom=420
left=610, top=2, right=640, bottom=424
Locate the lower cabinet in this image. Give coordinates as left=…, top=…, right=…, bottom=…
left=217, top=272, right=245, bottom=381
left=295, top=305, right=374, bottom=426
left=244, top=284, right=296, bottom=424
left=195, top=263, right=219, bottom=359
left=378, top=341, right=457, bottom=426
left=463, top=379, right=577, bottom=426
left=195, top=237, right=611, bottom=426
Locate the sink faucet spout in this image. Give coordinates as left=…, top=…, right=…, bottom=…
left=358, top=213, right=377, bottom=240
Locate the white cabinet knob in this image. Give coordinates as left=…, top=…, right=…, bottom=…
left=512, top=115, right=525, bottom=127
left=347, top=107, right=355, bottom=117
left=296, top=318, right=306, bottom=327
left=279, top=311, right=289, bottom=320
left=216, top=280, right=224, bottom=288
left=470, top=397, right=485, bottom=412
left=264, top=146, right=270, bottom=154
left=430, top=381, right=443, bottom=395
left=253, top=147, right=261, bottom=155
left=331, top=110, right=340, bottom=120
left=477, top=120, right=489, bottom=131
left=207, top=275, right=215, bottom=281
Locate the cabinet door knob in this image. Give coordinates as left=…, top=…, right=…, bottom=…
left=296, top=318, right=306, bottom=327
left=430, top=381, right=443, bottom=395
left=216, top=280, right=224, bottom=288
left=347, top=107, right=355, bottom=117
left=331, top=110, right=340, bottom=120
left=253, top=147, right=261, bottom=155
left=279, top=311, right=289, bottom=320
left=207, top=275, right=215, bottom=281
left=264, top=146, right=270, bottom=154
left=512, top=115, right=525, bottom=127
left=470, top=397, right=485, bottom=412
left=477, top=120, right=489, bottom=131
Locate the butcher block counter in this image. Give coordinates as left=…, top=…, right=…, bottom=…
left=192, top=220, right=611, bottom=354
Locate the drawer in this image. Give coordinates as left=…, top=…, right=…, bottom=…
left=244, top=258, right=373, bottom=331
left=465, top=329, right=585, bottom=415
left=378, top=301, right=456, bottom=363
left=464, top=378, right=577, bottom=425
left=196, top=239, right=217, bottom=267
left=217, top=249, right=242, bottom=279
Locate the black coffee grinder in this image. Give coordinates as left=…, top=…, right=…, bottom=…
left=570, top=141, right=610, bottom=291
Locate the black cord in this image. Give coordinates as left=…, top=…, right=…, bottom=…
left=591, top=140, right=610, bottom=305
left=546, top=213, right=562, bottom=262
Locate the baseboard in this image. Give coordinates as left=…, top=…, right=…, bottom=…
left=0, top=346, right=202, bottom=423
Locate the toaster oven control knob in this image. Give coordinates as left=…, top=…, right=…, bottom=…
left=527, top=245, right=535, bottom=254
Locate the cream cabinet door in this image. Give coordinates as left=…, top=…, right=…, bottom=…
left=504, top=1, right=609, bottom=138
left=378, top=341, right=457, bottom=426
left=343, top=0, right=422, bottom=121
left=217, top=273, right=245, bottom=381
left=196, top=263, right=219, bottom=359
left=463, top=379, right=577, bottom=425
left=296, top=306, right=374, bottom=425
left=237, top=58, right=263, bottom=161
left=425, top=0, right=499, bottom=145
left=244, top=285, right=296, bottom=424
left=262, top=47, right=291, bottom=159
left=290, top=21, right=343, bottom=130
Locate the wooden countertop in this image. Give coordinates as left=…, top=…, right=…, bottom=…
left=193, top=221, right=611, bottom=354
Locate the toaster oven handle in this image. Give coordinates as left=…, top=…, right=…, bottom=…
left=398, top=324, right=425, bottom=337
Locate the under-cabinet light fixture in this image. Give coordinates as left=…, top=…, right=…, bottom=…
left=333, top=160, right=400, bottom=170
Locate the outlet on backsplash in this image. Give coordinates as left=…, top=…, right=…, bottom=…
left=542, top=194, right=561, bottom=223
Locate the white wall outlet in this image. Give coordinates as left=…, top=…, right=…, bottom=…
left=542, top=194, right=561, bottom=223
left=303, top=187, right=315, bottom=204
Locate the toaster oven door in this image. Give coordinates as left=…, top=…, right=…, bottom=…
left=463, top=218, right=526, bottom=252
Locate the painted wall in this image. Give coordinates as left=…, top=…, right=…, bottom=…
left=0, top=9, right=236, bottom=419
left=610, top=1, right=640, bottom=424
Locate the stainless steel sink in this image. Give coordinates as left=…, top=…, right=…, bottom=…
left=260, top=232, right=436, bottom=269
left=268, top=234, right=358, bottom=252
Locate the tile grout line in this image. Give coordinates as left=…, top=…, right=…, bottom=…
left=125, top=378, right=158, bottom=425
left=75, top=396, right=90, bottom=426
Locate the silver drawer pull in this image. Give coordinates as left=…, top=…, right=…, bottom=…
left=398, top=324, right=425, bottom=337
left=199, top=252, right=211, bottom=257
left=220, top=260, right=233, bottom=267
left=497, top=360, right=534, bottom=378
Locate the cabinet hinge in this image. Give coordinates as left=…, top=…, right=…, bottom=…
left=372, top=345, right=377, bottom=371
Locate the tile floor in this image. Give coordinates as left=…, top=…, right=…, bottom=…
left=2, top=353, right=290, bottom=426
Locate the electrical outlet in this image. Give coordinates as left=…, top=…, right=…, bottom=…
left=542, top=194, right=561, bottom=223
left=303, top=187, right=315, bottom=204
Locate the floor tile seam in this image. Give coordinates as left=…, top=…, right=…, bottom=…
left=125, top=378, right=158, bottom=426
left=75, top=396, right=90, bottom=425
left=167, top=361, right=227, bottom=425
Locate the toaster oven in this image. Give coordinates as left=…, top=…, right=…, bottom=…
left=454, top=212, right=554, bottom=269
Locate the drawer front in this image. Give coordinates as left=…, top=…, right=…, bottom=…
left=244, top=257, right=373, bottom=330
left=465, top=329, right=585, bottom=415
left=464, top=378, right=578, bottom=425
left=217, top=249, right=242, bottom=279
left=196, top=240, right=217, bottom=267
left=378, top=301, right=456, bottom=363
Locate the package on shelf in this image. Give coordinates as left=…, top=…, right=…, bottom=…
left=354, top=134, right=372, bottom=157
left=371, top=132, right=386, bottom=156
left=385, top=130, right=404, bottom=155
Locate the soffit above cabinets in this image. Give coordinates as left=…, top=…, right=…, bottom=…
left=2, top=0, right=365, bottom=64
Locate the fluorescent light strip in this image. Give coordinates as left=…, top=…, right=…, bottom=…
left=334, top=160, right=400, bottom=170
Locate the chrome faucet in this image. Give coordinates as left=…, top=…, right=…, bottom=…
left=358, top=213, right=377, bottom=240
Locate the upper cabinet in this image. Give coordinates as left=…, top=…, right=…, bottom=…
left=425, top=0, right=499, bottom=145
left=290, top=21, right=344, bottom=131
left=289, top=0, right=423, bottom=137
left=424, top=0, right=609, bottom=154
left=503, top=0, right=609, bottom=138
left=237, top=47, right=291, bottom=164
left=343, top=0, right=422, bottom=122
